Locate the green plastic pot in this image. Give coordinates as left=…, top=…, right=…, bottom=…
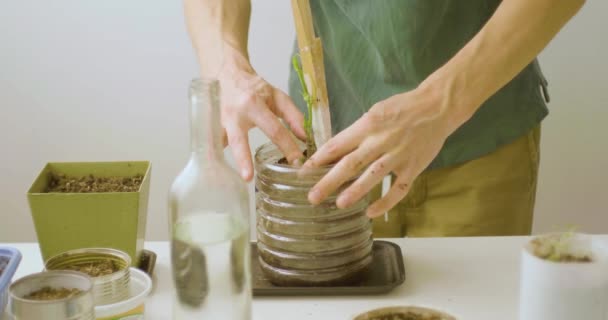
left=26, top=161, right=151, bottom=265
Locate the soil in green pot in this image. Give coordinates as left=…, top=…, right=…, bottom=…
left=24, top=286, right=82, bottom=300
left=45, top=173, right=143, bottom=193
left=64, top=259, right=121, bottom=277
left=0, top=256, right=9, bottom=277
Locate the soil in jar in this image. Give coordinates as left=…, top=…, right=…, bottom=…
left=259, top=256, right=371, bottom=287
left=0, top=256, right=9, bottom=277
left=45, top=173, right=143, bottom=193
left=277, top=149, right=343, bottom=166
left=278, top=149, right=312, bottom=166
left=530, top=234, right=593, bottom=263
left=64, top=259, right=122, bottom=277
left=24, top=286, right=82, bottom=300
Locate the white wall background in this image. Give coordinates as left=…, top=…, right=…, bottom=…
left=0, top=1, right=605, bottom=242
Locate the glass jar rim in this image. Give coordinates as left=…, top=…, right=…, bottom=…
left=254, top=142, right=335, bottom=174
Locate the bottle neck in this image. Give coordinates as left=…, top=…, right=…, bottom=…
left=189, top=79, right=224, bottom=162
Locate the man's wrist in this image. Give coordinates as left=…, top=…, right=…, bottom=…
left=418, top=64, right=485, bottom=134
left=202, top=42, right=252, bottom=79
left=222, top=43, right=251, bottom=70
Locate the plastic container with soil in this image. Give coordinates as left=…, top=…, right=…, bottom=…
left=254, top=142, right=373, bottom=286
left=519, top=232, right=608, bottom=320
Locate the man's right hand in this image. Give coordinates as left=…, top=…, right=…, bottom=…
left=184, top=0, right=304, bottom=181
left=218, top=49, right=307, bottom=181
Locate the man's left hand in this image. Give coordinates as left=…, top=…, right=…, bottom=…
left=302, top=86, right=457, bottom=218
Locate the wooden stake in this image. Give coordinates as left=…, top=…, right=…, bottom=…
left=291, top=0, right=332, bottom=149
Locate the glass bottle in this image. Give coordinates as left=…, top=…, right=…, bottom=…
left=169, top=78, right=251, bottom=320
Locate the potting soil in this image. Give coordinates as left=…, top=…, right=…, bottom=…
left=46, top=173, right=143, bottom=193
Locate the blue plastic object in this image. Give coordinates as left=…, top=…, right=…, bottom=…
left=0, top=247, right=22, bottom=316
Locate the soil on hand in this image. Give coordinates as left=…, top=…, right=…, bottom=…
left=367, top=312, right=443, bottom=320
left=65, top=259, right=121, bottom=277
left=46, top=173, right=143, bottom=193
left=0, top=256, right=9, bottom=277
left=24, top=286, right=82, bottom=300
left=531, top=236, right=593, bottom=263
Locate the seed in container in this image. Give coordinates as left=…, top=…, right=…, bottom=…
left=24, top=286, right=82, bottom=300
left=64, top=259, right=121, bottom=277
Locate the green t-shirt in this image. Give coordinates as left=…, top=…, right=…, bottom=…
left=288, top=0, right=549, bottom=170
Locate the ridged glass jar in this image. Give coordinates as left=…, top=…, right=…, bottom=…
left=254, top=142, right=373, bottom=286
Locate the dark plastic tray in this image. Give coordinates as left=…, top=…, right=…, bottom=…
left=137, top=249, right=157, bottom=277
left=252, top=240, right=405, bottom=296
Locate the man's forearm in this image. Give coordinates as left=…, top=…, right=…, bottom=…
left=184, top=0, right=252, bottom=76
left=422, top=0, right=585, bottom=132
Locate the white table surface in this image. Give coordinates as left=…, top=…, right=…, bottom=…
left=3, top=236, right=607, bottom=320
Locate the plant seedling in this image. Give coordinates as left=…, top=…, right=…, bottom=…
left=291, top=0, right=333, bottom=158
left=530, top=231, right=593, bottom=263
